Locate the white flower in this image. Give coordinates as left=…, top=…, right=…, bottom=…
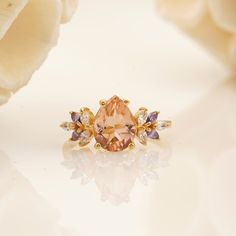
left=156, top=0, right=236, bottom=68
left=0, top=0, right=78, bottom=105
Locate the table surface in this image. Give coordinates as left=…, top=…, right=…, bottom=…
left=0, top=0, right=235, bottom=236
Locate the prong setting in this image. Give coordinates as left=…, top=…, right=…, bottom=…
left=128, top=142, right=135, bottom=150
left=123, top=99, right=130, bottom=105
left=99, top=100, right=107, bottom=106
left=94, top=142, right=101, bottom=149
left=80, top=107, right=89, bottom=113
left=139, top=107, right=148, bottom=112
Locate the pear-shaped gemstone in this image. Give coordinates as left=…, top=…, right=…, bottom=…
left=94, top=96, right=137, bottom=152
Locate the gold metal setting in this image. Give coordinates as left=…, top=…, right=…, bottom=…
left=128, top=142, right=135, bottom=150
left=94, top=143, right=101, bottom=149
left=99, top=100, right=106, bottom=106
left=123, top=99, right=130, bottom=105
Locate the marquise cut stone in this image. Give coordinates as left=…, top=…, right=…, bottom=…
left=71, top=131, right=80, bottom=141
left=147, top=111, right=158, bottom=123
left=137, top=110, right=148, bottom=125
left=147, top=129, right=159, bottom=139
left=61, top=122, right=71, bottom=131
left=71, top=112, right=80, bottom=123
left=94, top=96, right=137, bottom=152
left=157, top=120, right=168, bottom=130
left=137, top=128, right=148, bottom=145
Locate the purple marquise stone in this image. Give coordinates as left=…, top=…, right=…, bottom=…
left=147, top=129, right=159, bottom=139
left=71, top=112, right=80, bottom=123
left=147, top=111, right=158, bottom=123
left=71, top=131, right=80, bottom=141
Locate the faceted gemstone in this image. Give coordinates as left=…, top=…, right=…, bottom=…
left=71, top=112, right=80, bottom=123
left=78, top=130, right=92, bottom=146
left=61, top=122, right=72, bottom=131
left=137, top=128, right=148, bottom=145
left=147, top=111, right=158, bottom=123
left=94, top=96, right=137, bottom=152
left=147, top=129, right=159, bottom=139
left=71, top=131, right=81, bottom=141
left=136, top=109, right=148, bottom=125
left=157, top=120, right=167, bottom=130
left=80, top=109, right=94, bottom=125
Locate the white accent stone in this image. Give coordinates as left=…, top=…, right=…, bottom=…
left=137, top=128, right=148, bottom=145
left=137, top=110, right=148, bottom=125
left=80, top=111, right=90, bottom=125
left=157, top=120, right=167, bottom=130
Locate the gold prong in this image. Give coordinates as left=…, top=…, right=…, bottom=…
left=94, top=142, right=101, bottom=149
left=60, top=123, right=65, bottom=129
left=79, top=141, right=90, bottom=147
left=145, top=127, right=152, bottom=132
left=139, top=107, right=148, bottom=111
left=84, top=124, right=91, bottom=130
left=60, top=122, right=75, bottom=130
left=80, top=107, right=89, bottom=113
left=145, top=121, right=152, bottom=127
left=123, top=99, right=130, bottom=105
left=128, top=142, right=135, bottom=150
left=166, top=120, right=172, bottom=127
left=76, top=122, right=83, bottom=128
left=69, top=123, right=76, bottom=129
left=99, top=100, right=107, bottom=106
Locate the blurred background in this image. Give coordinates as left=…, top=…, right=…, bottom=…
left=0, top=0, right=235, bottom=236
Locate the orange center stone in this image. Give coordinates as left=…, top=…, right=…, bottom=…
left=94, top=96, right=137, bottom=152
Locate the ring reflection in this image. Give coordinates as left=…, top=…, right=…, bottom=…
left=62, top=141, right=171, bottom=205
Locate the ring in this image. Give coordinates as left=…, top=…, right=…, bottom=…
left=60, top=95, right=172, bottom=152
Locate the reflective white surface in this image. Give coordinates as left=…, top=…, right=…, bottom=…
left=0, top=0, right=235, bottom=235
left=62, top=141, right=171, bottom=205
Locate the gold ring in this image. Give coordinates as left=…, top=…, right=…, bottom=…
left=60, top=95, right=172, bottom=152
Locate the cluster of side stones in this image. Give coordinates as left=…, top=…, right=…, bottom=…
left=61, top=108, right=94, bottom=147
left=135, top=108, right=162, bottom=145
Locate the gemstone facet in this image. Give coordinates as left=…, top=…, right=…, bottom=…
left=147, top=111, right=158, bottom=123
left=137, top=109, right=148, bottom=125
left=157, top=120, right=169, bottom=130
left=61, top=122, right=72, bottom=131
left=71, top=112, right=80, bottom=123
left=71, top=131, right=80, bottom=141
left=137, top=127, right=148, bottom=145
left=147, top=129, right=159, bottom=139
left=80, top=109, right=94, bottom=125
left=94, top=96, right=137, bottom=152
